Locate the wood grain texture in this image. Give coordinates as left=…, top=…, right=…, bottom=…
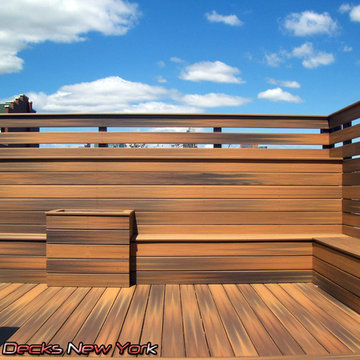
left=46, top=215, right=129, bottom=229
left=47, top=259, right=129, bottom=273
left=0, top=171, right=342, bottom=185
left=330, top=123, right=360, bottom=144
left=47, top=273, right=129, bottom=287
left=0, top=185, right=343, bottom=198
left=0, top=131, right=329, bottom=145
left=47, top=244, right=129, bottom=259
left=0, top=112, right=330, bottom=128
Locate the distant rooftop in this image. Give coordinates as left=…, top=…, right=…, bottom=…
left=0, top=94, right=35, bottom=113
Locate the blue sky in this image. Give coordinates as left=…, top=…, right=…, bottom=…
left=0, top=0, right=359, bottom=115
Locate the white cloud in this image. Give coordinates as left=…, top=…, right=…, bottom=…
left=26, top=76, right=251, bottom=113
left=170, top=57, right=184, bottom=63
left=205, top=10, right=243, bottom=26
left=28, top=76, right=173, bottom=112
left=267, top=78, right=301, bottom=88
left=291, top=42, right=335, bottom=68
left=339, top=3, right=360, bottom=21
left=284, top=11, right=338, bottom=36
left=181, top=93, right=251, bottom=108
left=344, top=45, right=353, bottom=52
left=157, top=61, right=166, bottom=68
left=339, top=4, right=351, bottom=13
left=350, top=5, right=360, bottom=21
left=264, top=52, right=284, bottom=67
left=258, top=88, right=303, bottom=103
left=156, top=76, right=167, bottom=83
left=180, top=61, right=244, bottom=83
left=0, top=0, right=139, bottom=74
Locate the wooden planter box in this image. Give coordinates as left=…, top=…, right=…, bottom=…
left=46, top=209, right=134, bottom=287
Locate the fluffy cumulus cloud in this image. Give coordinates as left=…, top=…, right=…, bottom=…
left=258, top=88, right=303, bottom=103
left=267, top=78, right=301, bottom=88
left=264, top=52, right=284, bottom=67
left=180, top=61, right=244, bottom=83
left=0, top=0, right=139, bottom=74
left=291, top=42, right=335, bottom=68
left=284, top=11, right=338, bottom=36
left=205, top=10, right=243, bottom=26
left=26, top=76, right=251, bottom=113
left=181, top=93, right=251, bottom=108
left=339, top=3, right=360, bottom=21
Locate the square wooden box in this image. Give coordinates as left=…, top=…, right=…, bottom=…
left=46, top=209, right=134, bottom=287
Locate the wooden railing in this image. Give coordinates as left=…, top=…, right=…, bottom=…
left=329, top=101, right=360, bottom=238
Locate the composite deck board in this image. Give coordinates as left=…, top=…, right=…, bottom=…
left=0, top=283, right=360, bottom=358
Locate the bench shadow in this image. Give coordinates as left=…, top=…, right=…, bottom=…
left=0, top=327, right=19, bottom=346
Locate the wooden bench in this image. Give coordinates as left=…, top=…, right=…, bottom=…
left=313, top=235, right=360, bottom=313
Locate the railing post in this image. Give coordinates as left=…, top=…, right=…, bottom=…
left=98, top=126, right=108, bottom=148
left=213, top=127, right=222, bottom=148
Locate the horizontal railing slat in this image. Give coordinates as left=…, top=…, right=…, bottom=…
left=330, top=123, right=360, bottom=144
left=329, top=101, right=360, bottom=128
left=0, top=132, right=329, bottom=145
left=0, top=113, right=330, bottom=128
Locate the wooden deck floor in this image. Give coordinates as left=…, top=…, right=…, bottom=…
left=0, top=282, right=360, bottom=359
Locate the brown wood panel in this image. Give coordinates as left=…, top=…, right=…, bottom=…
left=140, top=284, right=164, bottom=357
left=343, top=199, right=360, bottom=213
left=281, top=283, right=360, bottom=352
left=72, top=287, right=119, bottom=344
left=0, top=160, right=341, bottom=172
left=136, top=270, right=312, bottom=284
left=47, top=273, right=129, bottom=287
left=0, top=131, right=329, bottom=145
left=137, top=224, right=341, bottom=234
left=47, top=244, right=128, bottom=259
left=194, top=284, right=234, bottom=357
left=1, top=286, right=61, bottom=328
left=0, top=198, right=342, bottom=211
left=343, top=173, right=360, bottom=186
left=0, top=211, right=45, bottom=224
left=313, top=271, right=360, bottom=315
left=0, top=225, right=45, bottom=233
left=343, top=225, right=360, bottom=239
left=296, top=283, right=360, bottom=339
left=0, top=256, right=45, bottom=270
left=344, top=158, right=360, bottom=172
left=0, top=284, right=47, bottom=324
left=208, top=284, right=258, bottom=356
left=0, top=113, right=330, bottom=128
left=0, top=283, right=23, bottom=301
left=0, top=283, right=36, bottom=311
left=3, top=287, right=75, bottom=345
left=313, top=236, right=360, bottom=258
left=162, top=285, right=185, bottom=357
left=0, top=241, right=45, bottom=256
left=0, top=185, right=342, bottom=198
left=313, top=258, right=360, bottom=297
left=180, top=285, right=210, bottom=357
left=329, top=100, right=360, bottom=128
left=0, top=147, right=337, bottom=160
left=0, top=171, right=342, bottom=185
left=28, top=287, right=90, bottom=344
left=136, top=242, right=312, bottom=257
left=50, top=288, right=105, bottom=351
left=331, top=142, right=360, bottom=158
left=240, top=284, right=304, bottom=355
left=0, top=270, right=46, bottom=283
left=252, top=284, right=328, bottom=355
left=330, top=123, right=360, bottom=144
left=96, top=286, right=135, bottom=356
left=343, top=186, right=360, bottom=199
left=136, top=256, right=312, bottom=271
left=116, top=285, right=150, bottom=349
left=266, top=283, right=351, bottom=354
left=314, top=243, right=360, bottom=278
left=47, top=229, right=129, bottom=244
left=46, top=215, right=129, bottom=229
left=137, top=212, right=341, bottom=225
left=343, top=213, right=360, bottom=227
left=47, top=259, right=128, bottom=273
left=224, top=284, right=281, bottom=356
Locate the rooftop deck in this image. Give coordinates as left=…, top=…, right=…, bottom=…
left=1, top=282, right=360, bottom=359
